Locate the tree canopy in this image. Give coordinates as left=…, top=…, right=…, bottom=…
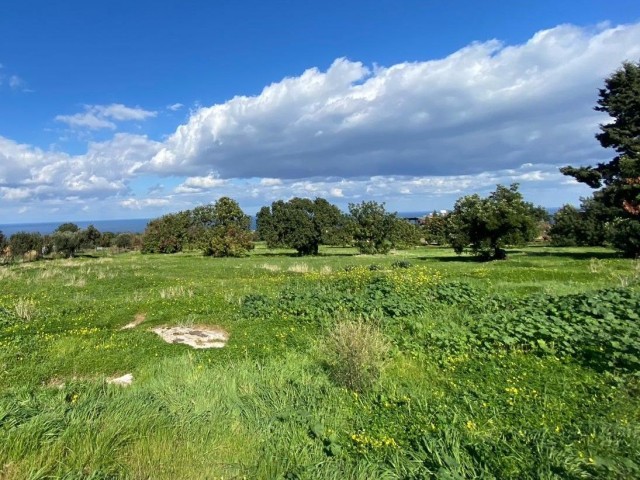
left=203, top=197, right=254, bottom=257
left=448, top=184, right=543, bottom=260
left=561, top=60, right=640, bottom=256
left=257, top=197, right=346, bottom=255
left=348, top=201, right=399, bottom=254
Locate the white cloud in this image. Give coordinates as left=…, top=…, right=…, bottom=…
left=1, top=22, right=638, bottom=220
left=120, top=198, right=171, bottom=209
left=174, top=173, right=227, bottom=193
left=0, top=133, right=161, bottom=202
left=147, top=22, right=640, bottom=180
left=55, top=112, right=117, bottom=130
left=167, top=103, right=184, bottom=111
left=55, top=103, right=157, bottom=130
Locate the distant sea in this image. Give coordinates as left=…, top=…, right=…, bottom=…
left=0, top=218, right=151, bottom=237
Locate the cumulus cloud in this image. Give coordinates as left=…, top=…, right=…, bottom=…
left=174, top=173, right=227, bottom=193
left=0, top=133, right=162, bottom=203
left=119, top=198, right=171, bottom=209
left=2, top=22, right=639, bottom=221
left=149, top=22, right=640, bottom=180
left=55, top=103, right=157, bottom=130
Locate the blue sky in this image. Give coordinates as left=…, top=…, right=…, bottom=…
left=1, top=1, right=640, bottom=223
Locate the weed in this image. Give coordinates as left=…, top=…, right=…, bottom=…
left=14, top=298, right=36, bottom=321
left=324, top=319, right=390, bottom=392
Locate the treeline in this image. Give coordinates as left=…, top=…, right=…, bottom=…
left=139, top=185, right=551, bottom=260
left=139, top=196, right=421, bottom=257
left=0, top=223, right=141, bottom=263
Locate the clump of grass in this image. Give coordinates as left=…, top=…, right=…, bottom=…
left=288, top=263, right=310, bottom=273
left=159, top=285, right=194, bottom=299
left=0, top=268, right=17, bottom=280
left=38, top=268, right=59, bottom=279
left=324, top=319, right=390, bottom=392
left=14, top=298, right=36, bottom=321
left=320, top=265, right=332, bottom=275
left=64, top=274, right=86, bottom=288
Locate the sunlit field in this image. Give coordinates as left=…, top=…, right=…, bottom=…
left=1, top=245, right=639, bottom=479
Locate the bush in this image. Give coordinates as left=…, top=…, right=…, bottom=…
left=204, top=226, right=254, bottom=257
left=608, top=218, right=640, bottom=258
left=324, top=319, right=390, bottom=392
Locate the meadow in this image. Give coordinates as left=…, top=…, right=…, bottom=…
left=0, top=245, right=639, bottom=479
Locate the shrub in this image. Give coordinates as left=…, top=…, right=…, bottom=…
left=391, top=260, right=412, bottom=269
left=324, top=319, right=390, bottom=392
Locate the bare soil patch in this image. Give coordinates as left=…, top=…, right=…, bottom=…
left=107, top=373, right=134, bottom=386
left=152, top=325, right=229, bottom=349
left=121, top=313, right=147, bottom=330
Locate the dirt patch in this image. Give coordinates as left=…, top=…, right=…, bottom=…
left=121, top=313, right=146, bottom=330
left=107, top=373, right=133, bottom=386
left=152, top=325, right=229, bottom=349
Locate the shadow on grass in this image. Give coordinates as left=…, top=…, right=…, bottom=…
left=254, top=252, right=355, bottom=258
left=417, top=254, right=486, bottom=263
left=517, top=250, right=621, bottom=260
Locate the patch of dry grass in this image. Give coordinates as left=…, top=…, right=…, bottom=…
left=287, top=263, right=310, bottom=273
left=159, top=285, right=194, bottom=299
left=14, top=298, right=37, bottom=321
left=260, top=263, right=281, bottom=272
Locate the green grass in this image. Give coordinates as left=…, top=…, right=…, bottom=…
left=0, top=245, right=639, bottom=479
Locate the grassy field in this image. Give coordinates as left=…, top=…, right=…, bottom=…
left=1, top=245, right=639, bottom=479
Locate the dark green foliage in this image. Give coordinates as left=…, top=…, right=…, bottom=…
left=549, top=204, right=604, bottom=246
left=422, top=211, right=450, bottom=245
left=243, top=272, right=432, bottom=322
left=257, top=197, right=345, bottom=255
left=348, top=201, right=398, bottom=254
left=114, top=233, right=133, bottom=250
left=561, top=60, right=640, bottom=257
left=391, top=260, right=412, bottom=269
left=472, top=288, right=640, bottom=374
left=8, top=232, right=43, bottom=259
left=390, top=219, right=421, bottom=249
left=205, top=226, right=254, bottom=257
left=448, top=184, right=542, bottom=260
left=98, top=231, right=116, bottom=248
left=140, top=199, right=252, bottom=255
left=81, top=225, right=101, bottom=248
left=142, top=211, right=191, bottom=253
left=202, top=197, right=254, bottom=257
left=54, top=222, right=80, bottom=233
left=51, top=231, right=82, bottom=257
left=608, top=218, right=640, bottom=259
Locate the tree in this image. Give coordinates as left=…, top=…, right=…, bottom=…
left=390, top=219, right=422, bottom=249
left=203, top=197, right=253, bottom=257
left=9, top=232, right=43, bottom=261
left=348, top=201, right=398, bottom=254
left=81, top=225, right=101, bottom=248
left=448, top=184, right=541, bottom=260
left=141, top=211, right=191, bottom=253
left=51, top=231, right=82, bottom=258
left=549, top=200, right=608, bottom=247
left=258, top=197, right=344, bottom=255
left=114, top=233, right=133, bottom=250
left=561, top=60, right=640, bottom=256
left=422, top=212, right=450, bottom=245
left=55, top=222, right=80, bottom=233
